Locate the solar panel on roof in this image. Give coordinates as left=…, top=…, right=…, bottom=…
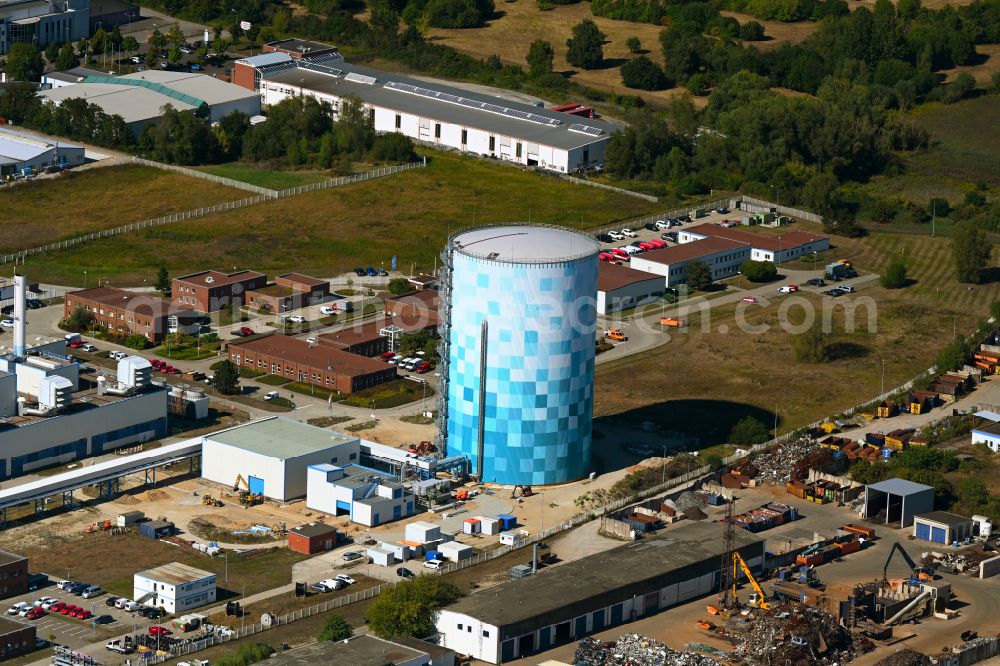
left=569, top=123, right=605, bottom=136
left=383, top=80, right=562, bottom=126
left=297, top=60, right=343, bottom=77
left=345, top=72, right=377, bottom=84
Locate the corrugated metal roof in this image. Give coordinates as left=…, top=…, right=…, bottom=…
left=237, top=52, right=293, bottom=67
left=0, top=127, right=59, bottom=162
left=867, top=478, right=934, bottom=496
left=138, top=561, right=214, bottom=585
left=974, top=410, right=1000, bottom=422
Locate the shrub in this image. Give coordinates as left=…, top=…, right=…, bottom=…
left=793, top=321, right=828, bottom=363
left=880, top=255, right=908, bottom=289
left=317, top=614, right=353, bottom=642
left=620, top=56, right=670, bottom=90
left=739, top=21, right=765, bottom=40
left=371, top=132, right=416, bottom=162
left=739, top=259, right=777, bottom=282
left=729, top=416, right=770, bottom=445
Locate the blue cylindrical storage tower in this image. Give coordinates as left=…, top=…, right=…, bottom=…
left=441, top=225, right=599, bottom=486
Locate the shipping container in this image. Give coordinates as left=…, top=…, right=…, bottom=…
left=786, top=481, right=807, bottom=499
left=496, top=514, right=517, bottom=531
left=841, top=524, right=875, bottom=539
left=866, top=433, right=886, bottom=447
left=425, top=550, right=442, bottom=562
left=837, top=539, right=862, bottom=555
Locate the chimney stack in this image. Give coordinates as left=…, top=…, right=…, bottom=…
left=13, top=274, right=26, bottom=356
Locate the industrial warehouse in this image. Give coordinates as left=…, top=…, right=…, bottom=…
left=437, top=521, right=764, bottom=663
left=0, top=127, right=85, bottom=178
left=677, top=224, right=831, bottom=264
left=232, top=51, right=611, bottom=173
left=439, top=225, right=599, bottom=486
left=38, top=71, right=262, bottom=134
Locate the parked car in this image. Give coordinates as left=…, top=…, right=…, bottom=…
left=114, top=598, right=130, bottom=609
left=423, top=559, right=443, bottom=570
left=334, top=574, right=356, bottom=586
left=777, top=285, right=798, bottom=294
left=33, top=596, right=55, bottom=608
left=110, top=351, right=127, bottom=360
left=654, top=220, right=670, bottom=230
left=378, top=269, right=389, bottom=277
left=341, top=551, right=362, bottom=561
left=105, top=596, right=120, bottom=607
left=741, top=296, right=758, bottom=304
left=717, top=207, right=729, bottom=214
left=41, top=599, right=60, bottom=610
left=148, top=626, right=172, bottom=636
left=380, top=352, right=396, bottom=362
left=397, top=567, right=415, bottom=579
left=416, top=362, right=432, bottom=374
left=306, top=336, right=317, bottom=344
left=25, top=608, right=45, bottom=620
left=320, top=305, right=338, bottom=315
left=263, top=391, right=279, bottom=401
left=286, top=315, right=306, bottom=324
left=824, top=288, right=845, bottom=297
left=190, top=63, right=202, bottom=71
left=596, top=233, right=614, bottom=243
left=7, top=602, right=29, bottom=616
left=310, top=582, right=333, bottom=593
left=27, top=299, right=44, bottom=309
left=354, top=268, right=366, bottom=276
left=0, top=320, right=13, bottom=329
left=608, top=231, right=624, bottom=241
left=805, top=278, right=826, bottom=287
left=81, top=343, right=97, bottom=352
left=644, top=222, right=659, bottom=231
left=620, top=228, right=636, bottom=238
left=130, top=55, right=142, bottom=64
left=838, top=284, right=856, bottom=293
left=319, top=578, right=345, bottom=591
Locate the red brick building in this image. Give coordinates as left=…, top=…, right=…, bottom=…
left=172, top=270, right=267, bottom=313
left=65, top=287, right=197, bottom=343
left=228, top=335, right=396, bottom=393
left=288, top=522, right=340, bottom=555
left=0, top=617, right=34, bottom=659
left=384, top=289, right=441, bottom=327
left=246, top=273, right=331, bottom=314
left=0, top=551, right=28, bottom=600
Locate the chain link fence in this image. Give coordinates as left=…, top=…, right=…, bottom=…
left=0, top=158, right=427, bottom=267
left=562, top=175, right=659, bottom=203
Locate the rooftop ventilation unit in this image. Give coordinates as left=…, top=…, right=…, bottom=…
left=118, top=356, right=153, bottom=389
left=345, top=72, right=376, bottom=85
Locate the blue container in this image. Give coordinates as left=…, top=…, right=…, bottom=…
left=497, top=514, right=517, bottom=531
left=425, top=550, right=441, bottom=562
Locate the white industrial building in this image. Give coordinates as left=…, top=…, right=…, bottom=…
left=629, top=237, right=750, bottom=287
left=234, top=53, right=610, bottom=173
left=306, top=463, right=416, bottom=527
left=972, top=416, right=1000, bottom=452
left=677, top=224, right=830, bottom=264
left=134, top=562, right=216, bottom=613
left=912, top=512, right=975, bottom=545
left=201, top=417, right=360, bottom=502
left=0, top=276, right=169, bottom=478
left=596, top=262, right=666, bottom=315
left=436, top=522, right=763, bottom=663
left=0, top=0, right=90, bottom=55
left=0, top=127, right=85, bottom=178
left=38, top=70, right=262, bottom=135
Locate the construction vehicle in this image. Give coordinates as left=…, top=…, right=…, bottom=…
left=407, top=441, right=437, bottom=455
left=604, top=328, right=627, bottom=342
left=511, top=485, right=534, bottom=498
left=201, top=494, right=223, bottom=507
left=233, top=475, right=263, bottom=507
left=883, top=542, right=933, bottom=583
left=732, top=552, right=770, bottom=609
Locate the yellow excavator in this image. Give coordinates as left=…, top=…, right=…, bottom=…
left=233, top=475, right=263, bottom=507
left=732, top=552, right=770, bottom=610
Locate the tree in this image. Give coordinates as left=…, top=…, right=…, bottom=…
left=927, top=197, right=951, bottom=218
left=365, top=576, right=464, bottom=639
left=212, top=360, right=241, bottom=395
left=793, top=321, right=829, bottom=363
left=626, top=36, right=641, bottom=53
left=566, top=19, right=604, bottom=70
left=371, top=132, right=416, bottom=162
left=952, top=222, right=991, bottom=284
left=620, top=56, right=669, bottom=90
left=5, top=43, right=45, bottom=81
left=936, top=335, right=971, bottom=372
left=64, top=306, right=94, bottom=332
left=880, top=255, right=908, bottom=289
left=739, top=21, right=765, bottom=40
left=317, top=614, right=353, bottom=642
left=685, top=262, right=712, bottom=291
left=739, top=260, right=777, bottom=283
left=526, top=39, right=554, bottom=79
left=387, top=278, right=413, bottom=295
left=166, top=22, right=186, bottom=48
left=729, top=416, right=770, bottom=445
left=155, top=266, right=171, bottom=296
left=125, top=334, right=149, bottom=350
left=44, top=41, right=60, bottom=63
left=55, top=42, right=79, bottom=71
left=122, top=35, right=139, bottom=57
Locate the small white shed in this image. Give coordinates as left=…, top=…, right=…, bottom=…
left=438, top=541, right=474, bottom=562
left=368, top=547, right=396, bottom=567
left=379, top=541, right=410, bottom=561
left=499, top=531, right=519, bottom=546
left=404, top=521, right=441, bottom=544
left=477, top=516, right=500, bottom=536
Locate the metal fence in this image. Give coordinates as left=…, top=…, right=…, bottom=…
left=590, top=198, right=734, bottom=236
left=0, top=159, right=427, bottom=267
left=127, top=157, right=277, bottom=195
left=738, top=195, right=823, bottom=224
left=562, top=175, right=659, bottom=203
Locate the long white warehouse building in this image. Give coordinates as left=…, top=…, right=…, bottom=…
left=234, top=53, right=610, bottom=173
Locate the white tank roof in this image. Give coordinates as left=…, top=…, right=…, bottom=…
left=451, top=225, right=599, bottom=263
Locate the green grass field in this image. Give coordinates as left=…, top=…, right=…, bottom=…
left=195, top=163, right=331, bottom=190
left=23, top=153, right=660, bottom=286
left=0, top=165, right=244, bottom=254
left=862, top=97, right=1000, bottom=205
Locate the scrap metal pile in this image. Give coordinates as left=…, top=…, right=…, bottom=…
left=922, top=549, right=991, bottom=574
left=675, top=491, right=709, bottom=520
left=574, top=634, right=719, bottom=666
left=733, top=439, right=820, bottom=486
left=873, top=649, right=931, bottom=666
left=732, top=605, right=862, bottom=665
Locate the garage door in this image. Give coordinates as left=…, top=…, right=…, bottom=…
left=931, top=526, right=947, bottom=544
left=915, top=522, right=930, bottom=541
left=248, top=476, right=264, bottom=496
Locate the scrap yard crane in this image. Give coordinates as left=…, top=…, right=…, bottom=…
left=732, top=552, right=770, bottom=610
left=883, top=542, right=932, bottom=583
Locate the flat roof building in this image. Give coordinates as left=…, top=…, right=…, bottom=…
left=597, top=262, right=666, bottom=315
left=287, top=522, right=340, bottom=555
left=172, top=269, right=267, bottom=313
left=263, top=634, right=452, bottom=666
left=0, top=550, right=27, bottom=599
left=437, top=521, right=764, bottom=663
left=245, top=273, right=332, bottom=314
left=0, top=127, right=85, bottom=178
left=38, top=71, right=262, bottom=134
left=65, top=286, right=198, bottom=342
left=201, top=416, right=361, bottom=501
left=0, top=616, right=35, bottom=659
left=234, top=52, right=609, bottom=173
left=913, top=511, right=975, bottom=545
left=678, top=224, right=830, bottom=264
left=0, top=0, right=89, bottom=55
left=307, top=463, right=416, bottom=527
left=864, top=478, right=935, bottom=528
left=384, top=289, right=441, bottom=327
left=134, top=562, right=216, bottom=614
left=629, top=237, right=750, bottom=287
left=228, top=334, right=397, bottom=394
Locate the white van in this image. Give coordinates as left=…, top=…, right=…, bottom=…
left=114, top=597, right=130, bottom=609
left=123, top=600, right=141, bottom=612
